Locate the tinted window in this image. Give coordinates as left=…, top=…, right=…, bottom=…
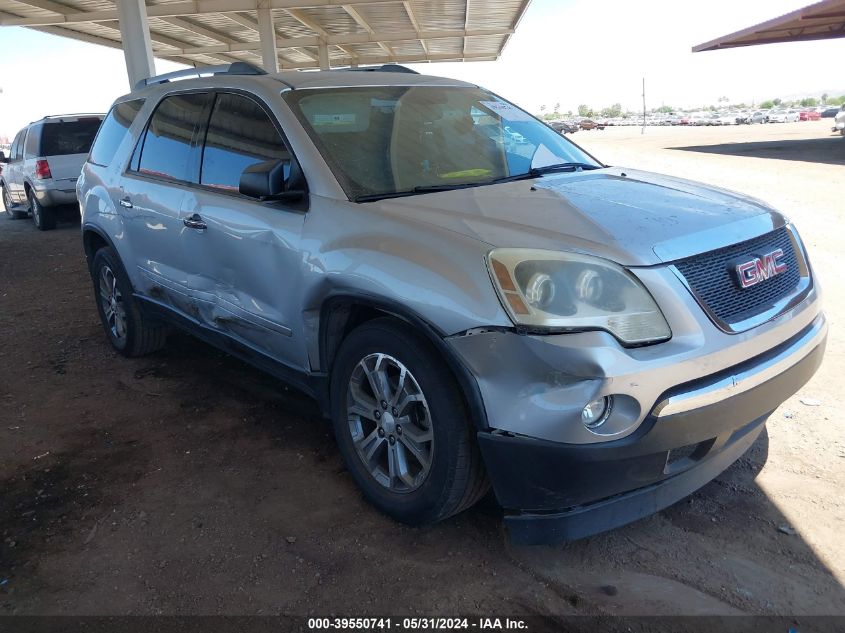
left=24, top=126, right=39, bottom=158
left=138, top=93, right=209, bottom=182
left=12, top=130, right=24, bottom=161
left=41, top=118, right=103, bottom=156
left=89, top=100, right=145, bottom=167
left=200, top=93, right=290, bottom=192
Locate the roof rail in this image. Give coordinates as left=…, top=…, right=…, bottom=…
left=135, top=62, right=266, bottom=91
left=341, top=64, right=419, bottom=74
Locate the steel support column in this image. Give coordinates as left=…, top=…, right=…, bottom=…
left=116, top=0, right=156, bottom=88
left=317, top=39, right=330, bottom=70
left=256, top=5, right=278, bottom=73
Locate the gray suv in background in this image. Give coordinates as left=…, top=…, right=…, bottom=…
left=2, top=113, right=104, bottom=229
left=77, top=63, right=826, bottom=544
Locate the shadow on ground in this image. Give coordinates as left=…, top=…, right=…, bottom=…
left=669, top=135, right=845, bottom=166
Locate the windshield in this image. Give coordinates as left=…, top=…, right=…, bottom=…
left=284, top=86, right=601, bottom=201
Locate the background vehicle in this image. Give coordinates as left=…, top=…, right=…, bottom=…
left=768, top=109, right=799, bottom=123
left=750, top=110, right=769, bottom=124
left=835, top=105, right=845, bottom=136
left=800, top=109, right=821, bottom=121
left=1, top=114, right=104, bottom=228
left=578, top=118, right=604, bottom=130
left=821, top=106, right=840, bottom=118
left=549, top=120, right=578, bottom=135
left=78, top=64, right=825, bottom=544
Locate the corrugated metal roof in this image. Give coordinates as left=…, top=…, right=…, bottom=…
left=0, top=0, right=530, bottom=69
left=694, top=0, right=845, bottom=51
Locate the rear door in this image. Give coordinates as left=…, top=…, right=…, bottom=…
left=5, top=130, right=25, bottom=202
left=38, top=117, right=103, bottom=183
left=120, top=91, right=212, bottom=316
left=180, top=91, right=306, bottom=368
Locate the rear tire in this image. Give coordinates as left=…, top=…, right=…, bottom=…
left=330, top=318, right=488, bottom=525
left=90, top=246, right=168, bottom=357
left=2, top=185, right=26, bottom=220
left=28, top=189, right=56, bottom=231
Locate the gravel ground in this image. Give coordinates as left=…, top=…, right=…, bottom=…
left=1, top=120, right=843, bottom=618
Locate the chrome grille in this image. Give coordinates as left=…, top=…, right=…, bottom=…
left=675, top=227, right=803, bottom=326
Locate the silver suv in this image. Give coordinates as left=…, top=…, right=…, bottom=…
left=77, top=63, right=826, bottom=544
left=2, top=114, right=104, bottom=229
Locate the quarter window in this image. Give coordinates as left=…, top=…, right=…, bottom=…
left=200, top=93, right=290, bottom=192
left=138, top=93, right=209, bottom=182
left=24, top=125, right=40, bottom=158
left=89, top=100, right=145, bottom=166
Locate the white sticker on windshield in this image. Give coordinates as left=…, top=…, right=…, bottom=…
left=480, top=101, right=535, bottom=122
left=313, top=113, right=357, bottom=126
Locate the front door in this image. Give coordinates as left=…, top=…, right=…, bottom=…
left=180, top=92, right=306, bottom=370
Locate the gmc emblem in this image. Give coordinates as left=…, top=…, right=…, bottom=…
left=735, top=249, right=788, bottom=289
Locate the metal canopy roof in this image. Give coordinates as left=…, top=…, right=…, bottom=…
left=693, top=0, right=845, bottom=52
left=0, top=0, right=530, bottom=69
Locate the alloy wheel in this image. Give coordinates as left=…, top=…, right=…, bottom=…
left=98, top=264, right=127, bottom=343
left=346, top=353, right=434, bottom=493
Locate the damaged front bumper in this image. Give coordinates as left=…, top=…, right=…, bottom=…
left=447, top=283, right=826, bottom=543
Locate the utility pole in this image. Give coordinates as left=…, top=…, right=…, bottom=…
left=641, top=77, right=646, bottom=135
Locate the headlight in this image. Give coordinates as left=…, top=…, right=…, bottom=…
left=487, top=248, right=671, bottom=345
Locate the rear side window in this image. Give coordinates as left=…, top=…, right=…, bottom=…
left=10, top=130, right=23, bottom=161
left=89, top=100, right=145, bottom=167
left=41, top=118, right=103, bottom=156
left=137, top=93, right=209, bottom=182
left=200, top=93, right=290, bottom=192
left=24, top=125, right=40, bottom=158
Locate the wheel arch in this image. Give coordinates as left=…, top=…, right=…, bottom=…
left=318, top=293, right=489, bottom=431
left=82, top=223, right=118, bottom=271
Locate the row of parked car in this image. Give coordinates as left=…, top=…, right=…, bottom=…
left=548, top=104, right=845, bottom=132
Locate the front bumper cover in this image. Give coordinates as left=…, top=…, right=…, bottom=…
left=478, top=316, right=827, bottom=545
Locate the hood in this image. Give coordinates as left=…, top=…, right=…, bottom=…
left=375, top=167, right=785, bottom=266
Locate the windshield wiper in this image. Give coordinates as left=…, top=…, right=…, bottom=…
left=356, top=180, right=497, bottom=202
left=529, top=162, right=602, bottom=176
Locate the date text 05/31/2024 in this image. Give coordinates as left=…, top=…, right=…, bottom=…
left=307, top=618, right=529, bottom=630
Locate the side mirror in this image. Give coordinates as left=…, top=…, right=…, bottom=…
left=239, top=158, right=305, bottom=202
left=0, top=151, right=7, bottom=163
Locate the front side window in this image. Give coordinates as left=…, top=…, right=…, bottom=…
left=41, top=118, right=103, bottom=156
left=285, top=86, right=600, bottom=201
left=137, top=93, right=209, bottom=182
left=200, top=93, right=290, bottom=192
left=90, top=100, right=145, bottom=167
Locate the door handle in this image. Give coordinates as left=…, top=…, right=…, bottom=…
left=119, top=197, right=133, bottom=209
left=183, top=213, right=207, bottom=230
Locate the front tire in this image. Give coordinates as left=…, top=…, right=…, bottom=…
left=90, top=247, right=168, bottom=357
left=330, top=318, right=488, bottom=525
left=28, top=189, right=56, bottom=231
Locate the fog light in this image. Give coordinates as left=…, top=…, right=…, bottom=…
left=582, top=396, right=612, bottom=429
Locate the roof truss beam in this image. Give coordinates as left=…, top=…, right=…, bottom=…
left=0, top=0, right=402, bottom=26
left=171, top=28, right=513, bottom=56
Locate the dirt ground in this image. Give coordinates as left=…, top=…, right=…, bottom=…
left=1, top=121, right=843, bottom=618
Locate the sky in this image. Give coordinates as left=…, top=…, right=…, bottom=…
left=1, top=0, right=844, bottom=138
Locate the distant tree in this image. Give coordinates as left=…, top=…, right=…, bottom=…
left=773, top=98, right=782, bottom=106
left=554, top=102, right=561, bottom=114
left=540, top=104, right=547, bottom=113
left=566, top=110, right=573, bottom=117
left=821, top=93, right=829, bottom=104
left=760, top=100, right=775, bottom=109
left=656, top=105, right=674, bottom=113
left=800, top=97, right=818, bottom=107
left=577, top=104, right=593, bottom=117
